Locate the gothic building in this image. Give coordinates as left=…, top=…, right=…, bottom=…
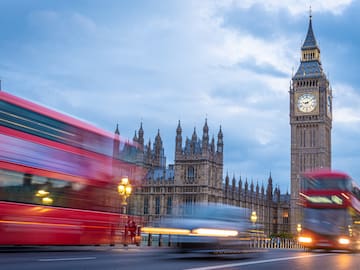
left=289, top=14, right=332, bottom=233
left=110, top=13, right=333, bottom=238
left=118, top=120, right=290, bottom=236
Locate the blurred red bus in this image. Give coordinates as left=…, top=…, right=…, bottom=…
left=0, top=91, right=144, bottom=245
left=298, top=169, right=360, bottom=252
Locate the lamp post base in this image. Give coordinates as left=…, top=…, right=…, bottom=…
left=121, top=200, right=128, bottom=214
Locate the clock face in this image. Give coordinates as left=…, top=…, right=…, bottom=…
left=297, top=93, right=317, bottom=113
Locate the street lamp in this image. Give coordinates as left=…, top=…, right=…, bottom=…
left=250, top=211, right=258, bottom=247
left=118, top=176, right=132, bottom=214
left=250, top=211, right=257, bottom=228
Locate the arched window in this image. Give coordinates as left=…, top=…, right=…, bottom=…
left=144, top=197, right=149, bottom=215
left=155, top=196, right=160, bottom=215
left=166, top=197, right=172, bottom=215
left=187, top=166, right=195, bottom=182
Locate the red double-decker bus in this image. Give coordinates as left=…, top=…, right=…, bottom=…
left=0, top=90, right=144, bottom=246
left=298, top=169, right=360, bottom=252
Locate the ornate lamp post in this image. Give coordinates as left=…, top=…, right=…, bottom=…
left=117, top=176, right=132, bottom=214
left=296, top=223, right=302, bottom=247
left=250, top=211, right=258, bottom=228
left=250, top=211, right=258, bottom=247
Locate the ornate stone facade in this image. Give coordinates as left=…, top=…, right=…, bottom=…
left=111, top=14, right=333, bottom=237
left=289, top=14, right=332, bottom=234
left=119, top=120, right=290, bottom=236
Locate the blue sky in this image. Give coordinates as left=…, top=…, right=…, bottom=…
left=1, top=0, right=359, bottom=192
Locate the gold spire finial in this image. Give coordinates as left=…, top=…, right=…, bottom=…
left=309, top=6, right=312, bottom=19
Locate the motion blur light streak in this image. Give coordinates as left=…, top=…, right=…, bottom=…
left=152, top=203, right=258, bottom=255
left=38, top=257, right=97, bottom=262
left=341, top=192, right=350, bottom=200
left=0, top=219, right=113, bottom=229
left=338, top=238, right=350, bottom=245
left=35, top=190, right=50, bottom=197
left=0, top=91, right=145, bottom=246
left=183, top=254, right=333, bottom=270
left=41, top=197, right=53, bottom=205
left=298, top=236, right=312, bottom=243
left=141, top=227, right=191, bottom=235
left=298, top=170, right=360, bottom=251
left=191, top=228, right=238, bottom=237
left=0, top=220, right=79, bottom=227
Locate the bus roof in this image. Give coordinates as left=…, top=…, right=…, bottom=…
left=0, top=90, right=136, bottom=147
left=302, top=169, right=350, bottom=179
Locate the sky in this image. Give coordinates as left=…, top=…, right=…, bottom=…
left=1, top=0, right=360, bottom=192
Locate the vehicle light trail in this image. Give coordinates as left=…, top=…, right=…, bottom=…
left=38, top=257, right=97, bottom=262
left=184, top=253, right=332, bottom=270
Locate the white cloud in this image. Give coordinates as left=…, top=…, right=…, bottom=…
left=255, top=128, right=274, bottom=145
left=207, top=30, right=296, bottom=74
left=1, top=0, right=358, bottom=190
left=333, top=83, right=360, bottom=124
left=209, top=0, right=353, bottom=16
left=335, top=108, right=360, bottom=123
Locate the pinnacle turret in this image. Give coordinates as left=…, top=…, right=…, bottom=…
left=302, top=13, right=318, bottom=50
left=293, top=13, right=323, bottom=79
left=115, top=123, right=120, bottom=135
left=176, top=120, right=182, bottom=154
left=138, top=122, right=144, bottom=147
left=217, top=126, right=223, bottom=153
left=133, top=130, right=138, bottom=142
left=192, top=127, right=197, bottom=142
left=202, top=119, right=209, bottom=150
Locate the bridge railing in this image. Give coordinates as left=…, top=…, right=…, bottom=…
left=249, top=238, right=303, bottom=249
left=141, top=233, right=304, bottom=249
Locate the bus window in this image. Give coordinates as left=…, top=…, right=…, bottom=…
left=302, top=177, right=352, bottom=191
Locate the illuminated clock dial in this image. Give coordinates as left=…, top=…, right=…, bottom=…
left=297, top=93, right=317, bottom=113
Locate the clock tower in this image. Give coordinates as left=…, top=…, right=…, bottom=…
left=289, top=14, right=332, bottom=233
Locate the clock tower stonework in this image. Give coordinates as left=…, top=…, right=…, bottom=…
left=289, top=14, right=332, bottom=233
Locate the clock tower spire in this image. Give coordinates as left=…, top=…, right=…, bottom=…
left=289, top=13, right=332, bottom=234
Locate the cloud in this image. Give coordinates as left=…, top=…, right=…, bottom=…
left=0, top=0, right=358, bottom=190
left=24, top=2, right=295, bottom=189
left=209, top=0, right=353, bottom=16
left=254, top=128, right=273, bottom=145
left=333, top=83, right=360, bottom=125
left=336, top=108, right=360, bottom=124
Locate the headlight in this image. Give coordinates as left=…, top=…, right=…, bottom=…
left=191, top=228, right=238, bottom=237
left=298, top=236, right=312, bottom=243
left=338, top=238, right=350, bottom=245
